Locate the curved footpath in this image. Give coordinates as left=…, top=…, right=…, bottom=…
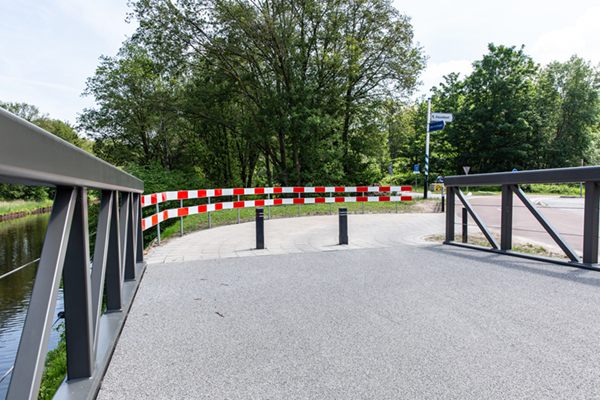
left=98, top=213, right=600, bottom=399
left=146, top=213, right=446, bottom=264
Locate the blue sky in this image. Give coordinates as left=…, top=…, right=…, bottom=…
left=1, top=0, right=599, bottom=126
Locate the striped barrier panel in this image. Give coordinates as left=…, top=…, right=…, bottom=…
left=141, top=186, right=412, bottom=207
left=141, top=186, right=413, bottom=231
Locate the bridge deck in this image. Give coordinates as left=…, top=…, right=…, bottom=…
left=98, top=214, right=600, bottom=399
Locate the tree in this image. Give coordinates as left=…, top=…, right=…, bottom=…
left=536, top=56, right=600, bottom=168
left=126, top=0, right=425, bottom=185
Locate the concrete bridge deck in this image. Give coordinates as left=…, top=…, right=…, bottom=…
left=97, top=214, right=600, bottom=399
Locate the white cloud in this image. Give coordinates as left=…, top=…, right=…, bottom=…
left=532, top=6, right=600, bottom=65
left=415, top=60, right=473, bottom=98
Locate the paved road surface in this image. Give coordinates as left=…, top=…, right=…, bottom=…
left=456, top=195, right=586, bottom=255
left=97, top=214, right=600, bottom=399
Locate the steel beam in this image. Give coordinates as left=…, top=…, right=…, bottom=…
left=500, top=185, right=513, bottom=251
left=7, top=187, right=77, bottom=400
left=91, top=190, right=113, bottom=356
left=455, top=189, right=500, bottom=249
left=0, top=108, right=143, bottom=192
left=134, top=194, right=144, bottom=262
left=105, top=191, right=123, bottom=311
left=583, top=181, right=600, bottom=265
left=511, top=185, right=581, bottom=263
left=119, top=193, right=131, bottom=283
left=124, top=193, right=136, bottom=280
left=62, top=188, right=94, bottom=380
left=444, top=165, right=600, bottom=187
left=445, top=187, right=455, bottom=242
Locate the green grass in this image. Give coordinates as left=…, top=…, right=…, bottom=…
left=425, top=233, right=569, bottom=260
left=37, top=324, right=66, bottom=399
left=455, top=183, right=584, bottom=196
left=159, top=199, right=430, bottom=242
left=0, top=199, right=53, bottom=215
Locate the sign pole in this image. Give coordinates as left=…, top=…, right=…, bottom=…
left=424, top=97, right=431, bottom=199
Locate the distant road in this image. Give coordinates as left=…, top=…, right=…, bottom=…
left=456, top=195, right=585, bottom=255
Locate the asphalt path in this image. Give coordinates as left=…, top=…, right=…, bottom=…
left=98, top=238, right=600, bottom=399
left=457, top=195, right=585, bottom=255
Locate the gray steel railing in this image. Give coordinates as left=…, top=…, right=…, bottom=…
left=0, top=107, right=145, bottom=400
left=443, top=166, right=600, bottom=270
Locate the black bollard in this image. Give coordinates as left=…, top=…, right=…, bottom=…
left=256, top=208, right=264, bottom=249
left=339, top=207, right=348, bottom=245
left=462, top=207, right=468, bottom=244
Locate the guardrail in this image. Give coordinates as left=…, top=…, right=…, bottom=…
left=0, top=107, right=145, bottom=400
left=141, top=186, right=413, bottom=242
left=443, top=166, right=600, bottom=270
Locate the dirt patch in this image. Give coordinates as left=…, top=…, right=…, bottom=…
left=424, top=232, right=570, bottom=260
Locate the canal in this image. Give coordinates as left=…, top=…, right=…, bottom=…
left=0, top=213, right=64, bottom=399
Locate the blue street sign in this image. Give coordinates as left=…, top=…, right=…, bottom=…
left=429, top=121, right=445, bottom=132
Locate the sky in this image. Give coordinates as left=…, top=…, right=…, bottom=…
left=1, top=0, right=599, bottom=126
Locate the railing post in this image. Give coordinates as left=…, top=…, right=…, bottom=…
left=7, top=187, right=77, bottom=400
left=180, top=199, right=184, bottom=237
left=583, top=181, right=600, bottom=264
left=155, top=202, right=161, bottom=245
left=90, top=190, right=113, bottom=358
left=501, top=185, right=513, bottom=251
left=62, top=187, right=94, bottom=380
left=105, top=191, right=123, bottom=311
left=445, top=187, right=455, bottom=242
left=339, top=207, right=348, bottom=245
left=122, top=193, right=135, bottom=281
left=256, top=208, right=264, bottom=249
left=134, top=193, right=144, bottom=263
left=462, top=207, right=468, bottom=244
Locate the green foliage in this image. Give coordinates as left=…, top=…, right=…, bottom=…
left=37, top=324, right=67, bottom=400
left=0, top=199, right=54, bottom=215
left=80, top=0, right=425, bottom=188
left=389, top=45, right=600, bottom=178
left=0, top=101, right=94, bottom=201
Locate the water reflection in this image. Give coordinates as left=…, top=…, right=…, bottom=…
left=0, top=213, right=63, bottom=399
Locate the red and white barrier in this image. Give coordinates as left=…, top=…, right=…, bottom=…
left=141, top=186, right=413, bottom=231
left=141, top=186, right=412, bottom=207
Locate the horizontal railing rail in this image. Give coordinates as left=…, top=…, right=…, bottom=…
left=0, top=107, right=145, bottom=400
left=141, top=186, right=412, bottom=207
left=443, top=166, right=600, bottom=269
left=140, top=186, right=413, bottom=243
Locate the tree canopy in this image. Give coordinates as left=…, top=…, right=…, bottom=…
left=79, top=0, right=426, bottom=187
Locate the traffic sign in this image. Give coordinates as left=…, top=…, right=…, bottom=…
left=463, top=166, right=471, bottom=175
left=429, top=121, right=445, bottom=132
left=431, top=113, right=454, bottom=122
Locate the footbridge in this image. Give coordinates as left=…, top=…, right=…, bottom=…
left=3, top=107, right=600, bottom=399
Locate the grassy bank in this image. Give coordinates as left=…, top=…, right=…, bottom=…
left=0, top=199, right=53, bottom=216
left=158, top=198, right=440, bottom=243
left=458, top=183, right=584, bottom=196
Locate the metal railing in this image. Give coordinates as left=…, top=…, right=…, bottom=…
left=0, top=108, right=145, bottom=400
left=443, top=166, right=600, bottom=270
